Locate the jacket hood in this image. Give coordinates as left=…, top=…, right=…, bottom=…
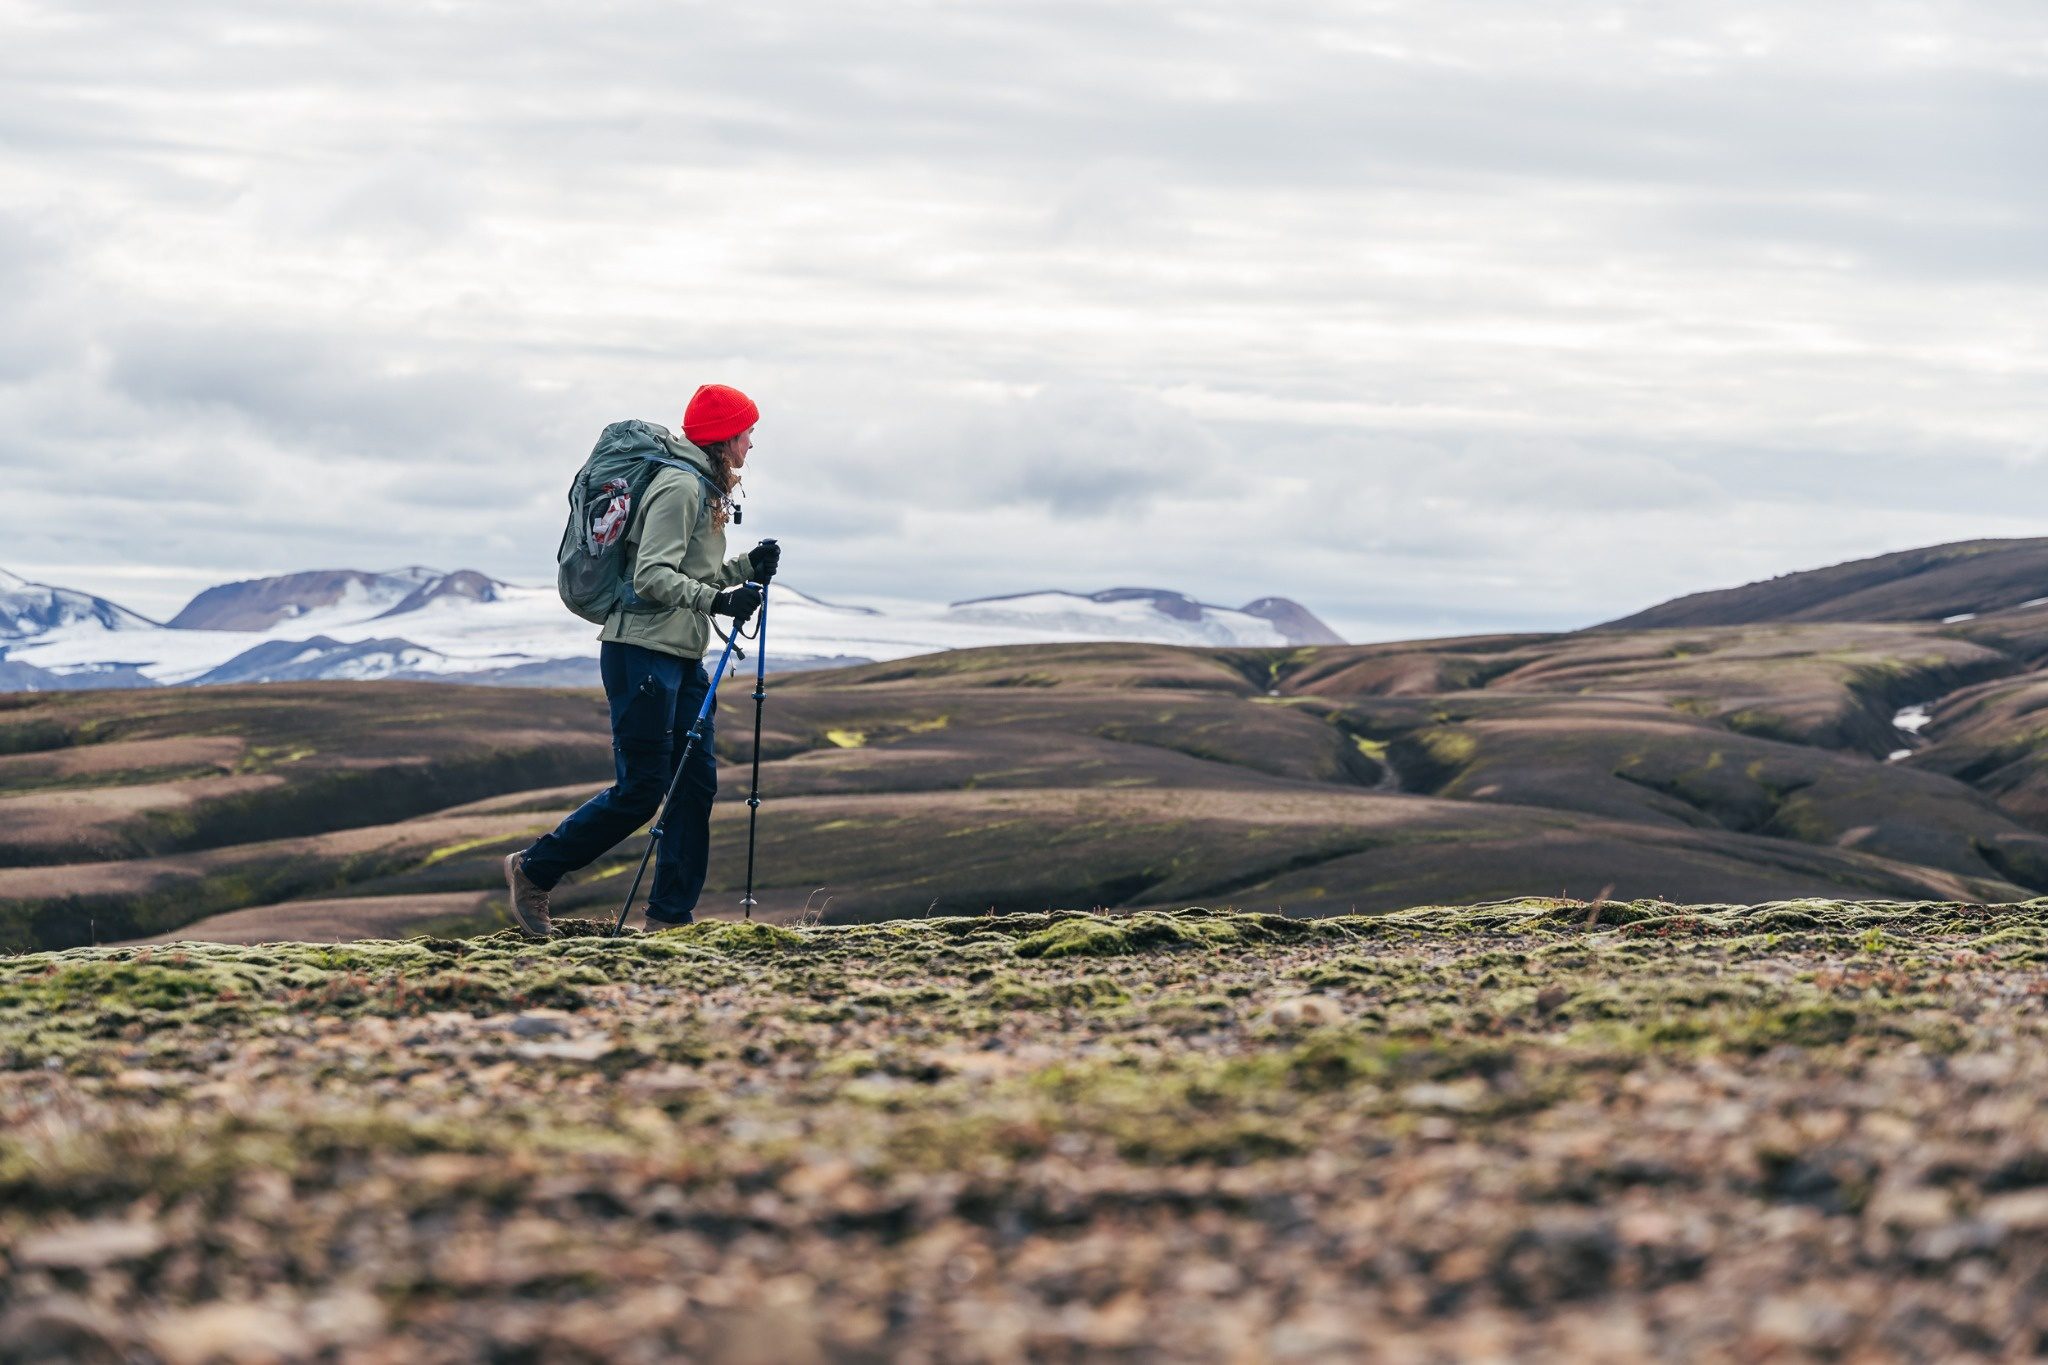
left=651, top=426, right=719, bottom=480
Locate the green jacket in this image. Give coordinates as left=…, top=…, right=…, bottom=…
left=600, top=437, right=754, bottom=661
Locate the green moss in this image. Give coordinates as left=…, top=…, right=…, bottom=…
left=1015, top=918, right=1140, bottom=958
left=235, top=743, right=317, bottom=772
left=0, top=717, right=74, bottom=756
left=1730, top=1001, right=1860, bottom=1049
left=670, top=920, right=807, bottom=954
left=1726, top=708, right=1801, bottom=743
left=0, top=960, right=231, bottom=1015
left=1418, top=728, right=1477, bottom=765
left=976, top=972, right=1131, bottom=1010
left=420, top=832, right=528, bottom=867
left=1011, top=910, right=1297, bottom=959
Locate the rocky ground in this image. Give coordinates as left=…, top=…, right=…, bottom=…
left=2, top=900, right=2045, bottom=1363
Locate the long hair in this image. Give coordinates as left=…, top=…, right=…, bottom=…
left=696, top=437, right=744, bottom=530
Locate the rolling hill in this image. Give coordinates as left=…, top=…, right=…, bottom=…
left=1599, top=536, right=2048, bottom=630
left=11, top=574, right=2048, bottom=948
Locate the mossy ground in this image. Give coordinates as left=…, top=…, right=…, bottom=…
left=2, top=900, right=2046, bottom=1361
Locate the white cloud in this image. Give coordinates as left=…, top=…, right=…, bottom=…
left=1, top=0, right=2045, bottom=641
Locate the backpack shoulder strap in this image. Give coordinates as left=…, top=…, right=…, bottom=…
left=638, top=453, right=729, bottom=512
left=639, top=452, right=716, bottom=482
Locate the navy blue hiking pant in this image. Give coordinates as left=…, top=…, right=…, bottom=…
left=520, top=641, right=717, bottom=924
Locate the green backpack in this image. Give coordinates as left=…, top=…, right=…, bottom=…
left=556, top=420, right=726, bottom=625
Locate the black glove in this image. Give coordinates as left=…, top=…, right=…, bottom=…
left=710, top=583, right=764, bottom=626
left=747, top=538, right=781, bottom=582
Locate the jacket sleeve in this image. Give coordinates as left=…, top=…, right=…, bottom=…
left=628, top=477, right=719, bottom=611
left=709, top=550, right=756, bottom=589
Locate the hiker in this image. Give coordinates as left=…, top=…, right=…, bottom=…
left=504, top=384, right=780, bottom=934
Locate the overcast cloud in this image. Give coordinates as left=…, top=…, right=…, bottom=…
left=2, top=0, right=2045, bottom=636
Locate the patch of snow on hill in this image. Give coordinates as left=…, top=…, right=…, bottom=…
left=277, top=578, right=417, bottom=631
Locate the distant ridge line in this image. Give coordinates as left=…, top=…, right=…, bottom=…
left=1596, top=536, right=2048, bottom=631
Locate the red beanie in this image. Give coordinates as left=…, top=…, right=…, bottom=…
left=682, top=384, right=759, bottom=445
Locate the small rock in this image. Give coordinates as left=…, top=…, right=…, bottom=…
left=112, top=1068, right=178, bottom=1091
left=1260, top=995, right=1346, bottom=1029
left=1949, top=1052, right=2015, bottom=1085
left=1981, top=1188, right=2048, bottom=1231
left=708, top=1299, right=825, bottom=1365
left=1172, top=1260, right=1243, bottom=1296
left=149, top=1301, right=310, bottom=1365
left=1859, top=1112, right=1918, bottom=1147
left=1401, top=1079, right=1487, bottom=1112
left=302, top=1289, right=386, bottom=1348
left=17, top=1219, right=165, bottom=1269
left=1078, top=1289, right=1148, bottom=1348
left=1865, top=1184, right=1953, bottom=1230
left=1907, top=1220, right=2005, bottom=1263
left=1750, top=1295, right=1852, bottom=1350
left=1615, top=1209, right=1681, bottom=1246
left=514, top=1035, right=612, bottom=1061
left=624, top=1063, right=704, bottom=1094
left=508, top=1009, right=577, bottom=1039
left=1534, top=985, right=1570, bottom=1015
left=781, top=1158, right=858, bottom=1200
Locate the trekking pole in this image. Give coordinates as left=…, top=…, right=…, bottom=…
left=608, top=602, right=752, bottom=938
left=741, top=581, right=770, bottom=920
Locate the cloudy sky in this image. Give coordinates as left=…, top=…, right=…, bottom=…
left=4, top=0, right=2045, bottom=638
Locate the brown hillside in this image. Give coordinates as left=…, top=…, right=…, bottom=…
left=12, top=607, right=2048, bottom=947
left=1599, top=536, right=2048, bottom=629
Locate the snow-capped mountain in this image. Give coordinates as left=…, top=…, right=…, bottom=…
left=0, top=566, right=1345, bottom=691
left=946, top=589, right=1345, bottom=647
left=0, top=568, right=160, bottom=640
left=168, top=568, right=445, bottom=631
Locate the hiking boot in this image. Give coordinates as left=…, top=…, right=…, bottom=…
left=503, top=852, right=552, bottom=936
